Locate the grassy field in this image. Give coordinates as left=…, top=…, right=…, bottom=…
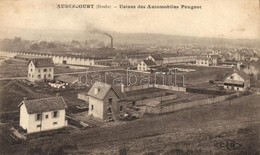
left=1, top=93, right=259, bottom=154
left=0, top=58, right=85, bottom=78
left=0, top=80, right=88, bottom=113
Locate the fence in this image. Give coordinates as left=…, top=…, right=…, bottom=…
left=186, top=87, right=231, bottom=95
left=124, top=84, right=186, bottom=92
left=146, top=92, right=239, bottom=114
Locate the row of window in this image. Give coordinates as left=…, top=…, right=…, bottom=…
left=90, top=105, right=123, bottom=112
left=226, top=86, right=240, bottom=90
left=36, top=122, right=58, bottom=128
left=36, top=111, right=58, bottom=121
left=139, top=67, right=146, bottom=70
left=30, top=68, right=52, bottom=73
left=28, top=74, right=52, bottom=78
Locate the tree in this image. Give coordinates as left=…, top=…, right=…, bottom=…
left=47, top=42, right=56, bottom=49
left=30, top=43, right=40, bottom=50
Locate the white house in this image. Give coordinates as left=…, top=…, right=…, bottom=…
left=223, top=70, right=250, bottom=91
left=137, top=60, right=157, bottom=71
left=87, top=82, right=127, bottom=121
left=18, top=96, right=68, bottom=133
left=28, top=58, right=54, bottom=83
left=196, top=54, right=218, bottom=66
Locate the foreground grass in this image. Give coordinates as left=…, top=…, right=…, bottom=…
left=1, top=93, right=259, bottom=155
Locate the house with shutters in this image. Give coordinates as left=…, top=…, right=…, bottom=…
left=137, top=60, right=157, bottom=71
left=18, top=96, right=68, bottom=133
left=146, top=54, right=163, bottom=66
left=223, top=70, right=250, bottom=91
left=87, top=82, right=127, bottom=121
left=28, top=58, right=54, bottom=83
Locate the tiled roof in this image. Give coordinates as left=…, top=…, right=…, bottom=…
left=225, top=70, right=250, bottom=81
left=29, top=58, right=54, bottom=67
left=19, top=96, right=68, bottom=114
left=87, top=82, right=127, bottom=100
left=56, top=74, right=78, bottom=83
left=151, top=54, right=163, bottom=61
left=143, top=60, right=156, bottom=66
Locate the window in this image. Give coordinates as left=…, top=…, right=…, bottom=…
left=38, top=75, right=41, bottom=79
left=53, top=111, right=58, bottom=118
left=37, top=125, right=41, bottom=128
left=53, top=122, right=57, bottom=125
left=91, top=105, right=94, bottom=111
left=230, top=76, right=234, bottom=79
left=45, top=115, right=48, bottom=119
left=28, top=74, right=31, bottom=77
left=48, top=74, right=51, bottom=77
left=109, top=98, right=112, bottom=104
left=36, top=114, right=41, bottom=121
left=108, top=107, right=112, bottom=114
left=43, top=69, right=47, bottom=72
left=120, top=106, right=123, bottom=112
left=49, top=68, right=52, bottom=72
left=38, top=69, right=41, bottom=72
left=31, top=69, right=33, bottom=72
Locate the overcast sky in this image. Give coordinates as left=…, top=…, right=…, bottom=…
left=0, top=0, right=259, bottom=39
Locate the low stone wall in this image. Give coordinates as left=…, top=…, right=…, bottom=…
left=146, top=93, right=239, bottom=114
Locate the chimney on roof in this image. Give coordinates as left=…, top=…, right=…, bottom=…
left=121, top=83, right=124, bottom=92
left=23, top=97, right=27, bottom=101
left=94, top=87, right=99, bottom=94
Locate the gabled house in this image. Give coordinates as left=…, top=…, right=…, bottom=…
left=28, top=58, right=54, bottom=83
left=223, top=70, right=250, bottom=91
left=146, top=54, right=163, bottom=66
left=137, top=60, right=157, bottom=71
left=196, top=54, right=218, bottom=66
left=18, top=96, right=68, bottom=133
left=87, top=82, right=127, bottom=121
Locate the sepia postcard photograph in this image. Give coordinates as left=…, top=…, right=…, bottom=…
left=0, top=0, right=259, bottom=154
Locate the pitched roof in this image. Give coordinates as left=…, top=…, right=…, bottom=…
left=87, top=82, right=127, bottom=100
left=226, top=70, right=250, bottom=81
left=29, top=58, right=54, bottom=67
left=150, top=54, right=163, bottom=61
left=235, top=70, right=250, bottom=80
left=56, top=74, right=78, bottom=83
left=143, top=60, right=156, bottom=66
left=19, top=96, right=68, bottom=114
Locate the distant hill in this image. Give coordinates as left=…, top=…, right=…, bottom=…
left=0, top=27, right=259, bottom=48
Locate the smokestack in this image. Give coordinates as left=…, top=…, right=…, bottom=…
left=103, top=33, right=113, bottom=49
left=111, top=37, right=113, bottom=49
